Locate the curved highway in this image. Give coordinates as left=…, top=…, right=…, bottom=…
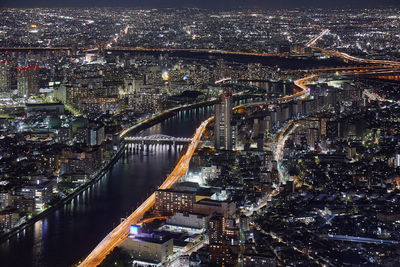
left=79, top=117, right=213, bottom=267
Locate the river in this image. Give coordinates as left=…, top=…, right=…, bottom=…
left=0, top=106, right=215, bottom=267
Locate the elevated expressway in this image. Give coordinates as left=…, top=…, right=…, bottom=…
left=79, top=117, right=213, bottom=267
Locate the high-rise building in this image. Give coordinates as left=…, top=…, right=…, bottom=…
left=326, top=120, right=338, bottom=139
left=17, top=65, right=39, bottom=97
left=0, top=60, right=12, bottom=93
left=208, top=213, right=237, bottom=266
left=215, top=58, right=228, bottom=81
left=320, top=117, right=328, bottom=136
left=395, top=151, right=400, bottom=168
left=307, top=128, right=319, bottom=150
left=253, top=118, right=260, bottom=137
left=209, top=213, right=225, bottom=244
left=215, top=87, right=233, bottom=150
left=87, top=124, right=105, bottom=146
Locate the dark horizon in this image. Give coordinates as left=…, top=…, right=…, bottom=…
left=1, top=0, right=400, bottom=9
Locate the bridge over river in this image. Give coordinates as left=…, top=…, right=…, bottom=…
left=124, top=135, right=192, bottom=152
left=124, top=134, right=191, bottom=145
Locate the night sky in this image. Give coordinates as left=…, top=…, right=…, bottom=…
left=1, top=0, right=400, bottom=8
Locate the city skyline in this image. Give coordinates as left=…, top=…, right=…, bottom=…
left=0, top=5, right=400, bottom=267
left=1, top=0, right=400, bottom=8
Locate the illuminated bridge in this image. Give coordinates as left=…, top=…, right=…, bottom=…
left=124, top=134, right=192, bottom=145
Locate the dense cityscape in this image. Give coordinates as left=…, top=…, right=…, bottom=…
left=0, top=3, right=400, bottom=267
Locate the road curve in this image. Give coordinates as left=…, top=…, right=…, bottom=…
left=78, top=117, right=213, bottom=267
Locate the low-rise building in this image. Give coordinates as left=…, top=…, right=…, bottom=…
left=166, top=212, right=207, bottom=229
left=193, top=199, right=236, bottom=217
left=120, top=233, right=173, bottom=264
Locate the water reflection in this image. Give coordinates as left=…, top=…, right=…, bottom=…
left=0, top=107, right=213, bottom=267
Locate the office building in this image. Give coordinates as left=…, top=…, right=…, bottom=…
left=215, top=87, right=233, bottom=150
left=87, top=124, right=105, bottom=146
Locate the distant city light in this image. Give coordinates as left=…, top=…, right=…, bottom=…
left=162, top=71, right=169, bottom=81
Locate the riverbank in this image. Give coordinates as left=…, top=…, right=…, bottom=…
left=0, top=98, right=223, bottom=244
left=119, top=94, right=257, bottom=137
left=119, top=99, right=218, bottom=137
left=0, top=94, right=254, bottom=247
left=78, top=116, right=214, bottom=267
left=0, top=143, right=127, bottom=243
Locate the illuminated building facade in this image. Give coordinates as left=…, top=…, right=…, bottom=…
left=208, top=213, right=237, bottom=266
left=121, top=233, right=173, bottom=264
left=215, top=87, right=233, bottom=150
left=155, top=189, right=195, bottom=215
left=87, top=124, right=105, bottom=146
left=0, top=60, right=12, bottom=93
left=17, top=65, right=39, bottom=97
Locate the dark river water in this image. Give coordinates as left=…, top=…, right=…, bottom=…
left=0, top=106, right=215, bottom=267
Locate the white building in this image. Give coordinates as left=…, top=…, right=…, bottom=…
left=120, top=233, right=173, bottom=264
left=166, top=212, right=207, bottom=229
